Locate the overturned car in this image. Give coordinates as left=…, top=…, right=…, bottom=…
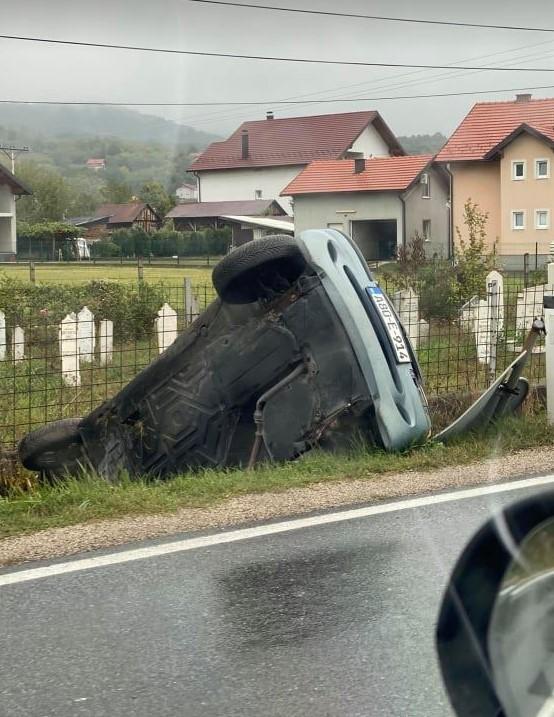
left=18, top=230, right=535, bottom=481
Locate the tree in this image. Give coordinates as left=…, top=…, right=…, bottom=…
left=455, top=199, right=496, bottom=301
left=100, top=177, right=133, bottom=204
left=138, top=180, right=175, bottom=217
left=15, top=161, right=72, bottom=222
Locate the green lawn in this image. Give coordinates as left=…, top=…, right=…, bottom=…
left=0, top=260, right=216, bottom=286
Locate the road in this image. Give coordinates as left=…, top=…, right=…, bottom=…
left=1, top=475, right=554, bottom=717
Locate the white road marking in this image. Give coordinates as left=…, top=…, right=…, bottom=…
left=2, top=474, right=554, bottom=587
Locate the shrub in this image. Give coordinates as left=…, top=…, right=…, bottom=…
left=417, top=260, right=460, bottom=321
left=90, top=241, right=121, bottom=258
left=0, top=276, right=165, bottom=343
left=455, top=199, right=496, bottom=302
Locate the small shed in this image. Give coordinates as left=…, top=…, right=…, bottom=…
left=165, top=199, right=286, bottom=231
left=221, top=215, right=294, bottom=247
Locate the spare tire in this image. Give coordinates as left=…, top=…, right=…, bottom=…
left=18, top=418, right=85, bottom=475
left=213, top=235, right=306, bottom=304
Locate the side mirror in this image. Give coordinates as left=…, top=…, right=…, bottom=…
left=436, top=491, right=554, bottom=717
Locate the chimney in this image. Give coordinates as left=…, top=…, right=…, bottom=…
left=354, top=157, right=365, bottom=174
left=266, top=110, right=274, bottom=120
left=515, top=93, right=532, bottom=103
left=241, top=129, right=249, bottom=159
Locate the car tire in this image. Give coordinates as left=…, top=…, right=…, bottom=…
left=213, top=235, right=306, bottom=304
left=18, top=418, right=85, bottom=475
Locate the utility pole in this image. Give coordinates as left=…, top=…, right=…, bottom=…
left=0, top=145, right=30, bottom=173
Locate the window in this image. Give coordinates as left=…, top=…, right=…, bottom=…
left=421, top=173, right=430, bottom=198
left=512, top=210, right=525, bottom=229
left=422, top=219, right=431, bottom=241
left=536, top=209, right=550, bottom=229
left=512, top=160, right=526, bottom=180
left=536, top=159, right=550, bottom=179
left=254, top=189, right=262, bottom=199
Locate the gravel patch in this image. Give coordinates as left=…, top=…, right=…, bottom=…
left=1, top=446, right=554, bottom=567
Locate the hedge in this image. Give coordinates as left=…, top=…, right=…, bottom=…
left=91, top=227, right=231, bottom=258
left=0, top=276, right=166, bottom=342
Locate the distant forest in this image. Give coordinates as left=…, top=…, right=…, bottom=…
left=0, top=106, right=218, bottom=221
left=397, top=133, right=447, bottom=155
left=0, top=105, right=448, bottom=222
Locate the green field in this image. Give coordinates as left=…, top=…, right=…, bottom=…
left=0, top=260, right=216, bottom=286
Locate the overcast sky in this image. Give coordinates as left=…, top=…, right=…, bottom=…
left=5, top=0, right=554, bottom=139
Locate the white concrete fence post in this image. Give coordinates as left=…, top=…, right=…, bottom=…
left=0, top=310, right=6, bottom=361
left=546, top=263, right=554, bottom=424
left=184, top=278, right=200, bottom=325
left=12, top=326, right=24, bottom=362
left=99, top=319, right=113, bottom=366
left=59, top=312, right=81, bottom=387
left=156, top=303, right=178, bottom=354
left=77, top=306, right=95, bottom=363
left=545, top=294, right=554, bottom=425
left=486, top=271, right=502, bottom=380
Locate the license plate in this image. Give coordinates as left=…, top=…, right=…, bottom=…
left=366, top=287, right=411, bottom=364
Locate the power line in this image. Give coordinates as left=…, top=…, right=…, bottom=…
left=2, top=33, right=554, bottom=72
left=3, top=84, right=554, bottom=107
left=188, top=0, right=554, bottom=34
left=178, top=38, right=554, bottom=126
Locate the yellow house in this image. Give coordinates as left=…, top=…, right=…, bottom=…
left=437, top=94, right=554, bottom=263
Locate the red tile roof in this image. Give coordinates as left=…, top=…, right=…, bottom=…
left=190, top=111, right=404, bottom=171
left=94, top=203, right=149, bottom=224
left=437, top=97, right=554, bottom=161
left=166, top=199, right=285, bottom=219
left=282, top=156, right=433, bottom=196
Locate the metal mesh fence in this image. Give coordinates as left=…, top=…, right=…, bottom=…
left=0, top=274, right=548, bottom=449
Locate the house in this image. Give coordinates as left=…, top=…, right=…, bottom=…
left=189, top=110, right=405, bottom=214
left=166, top=199, right=286, bottom=231
left=86, top=158, right=106, bottom=171
left=437, top=93, right=554, bottom=263
left=175, top=182, right=198, bottom=202
left=0, top=163, right=31, bottom=260
left=69, top=202, right=162, bottom=236
left=281, top=156, right=450, bottom=261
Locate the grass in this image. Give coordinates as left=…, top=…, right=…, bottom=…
left=0, top=411, right=551, bottom=540
left=0, top=339, right=161, bottom=446
left=0, top=260, right=216, bottom=286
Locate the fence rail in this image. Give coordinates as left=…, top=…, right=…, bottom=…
left=0, top=273, right=548, bottom=449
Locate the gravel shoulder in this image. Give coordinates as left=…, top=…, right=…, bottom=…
left=1, top=445, right=553, bottom=567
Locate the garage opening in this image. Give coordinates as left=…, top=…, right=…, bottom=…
left=350, top=220, right=397, bottom=261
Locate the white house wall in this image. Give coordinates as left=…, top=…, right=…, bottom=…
left=348, top=124, right=391, bottom=157
left=198, top=165, right=305, bottom=214
left=292, top=192, right=403, bottom=246
left=0, top=186, right=16, bottom=255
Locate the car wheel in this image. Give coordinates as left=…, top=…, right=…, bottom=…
left=18, top=418, right=85, bottom=476
left=213, top=235, right=306, bottom=304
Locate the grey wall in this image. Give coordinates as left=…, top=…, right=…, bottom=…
left=403, top=166, right=450, bottom=258
left=292, top=192, right=404, bottom=247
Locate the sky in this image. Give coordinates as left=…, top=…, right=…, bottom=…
left=5, top=0, right=554, bottom=139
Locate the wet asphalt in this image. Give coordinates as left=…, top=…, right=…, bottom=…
left=0, top=483, right=547, bottom=717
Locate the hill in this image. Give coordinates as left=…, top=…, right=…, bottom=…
left=0, top=105, right=218, bottom=147
left=397, top=133, right=447, bottom=155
